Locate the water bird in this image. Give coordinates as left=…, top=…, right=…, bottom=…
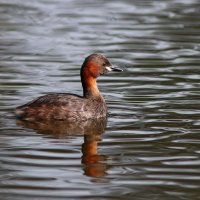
left=15, top=54, right=123, bottom=121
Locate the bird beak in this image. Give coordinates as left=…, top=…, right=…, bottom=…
left=106, top=65, right=123, bottom=72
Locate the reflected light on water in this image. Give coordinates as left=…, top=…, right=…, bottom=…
left=0, top=0, right=200, bottom=199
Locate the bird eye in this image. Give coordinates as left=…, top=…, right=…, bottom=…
left=103, top=62, right=107, bottom=66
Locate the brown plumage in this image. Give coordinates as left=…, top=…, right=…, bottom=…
left=15, top=54, right=123, bottom=121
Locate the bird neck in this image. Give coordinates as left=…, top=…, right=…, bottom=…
left=81, top=68, right=101, bottom=98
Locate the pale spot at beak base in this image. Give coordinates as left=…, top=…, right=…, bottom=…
left=105, top=66, right=112, bottom=72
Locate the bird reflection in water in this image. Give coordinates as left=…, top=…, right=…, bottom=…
left=16, top=118, right=108, bottom=178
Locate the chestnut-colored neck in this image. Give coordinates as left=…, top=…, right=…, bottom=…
left=81, top=66, right=101, bottom=98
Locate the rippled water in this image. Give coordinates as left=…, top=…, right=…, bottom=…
left=1, top=0, right=200, bottom=199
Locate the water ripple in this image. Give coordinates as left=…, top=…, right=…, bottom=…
left=1, top=0, right=200, bottom=199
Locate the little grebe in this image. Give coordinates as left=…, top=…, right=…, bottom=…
left=15, top=54, right=122, bottom=121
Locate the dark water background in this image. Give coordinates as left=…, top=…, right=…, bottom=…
left=0, top=0, right=200, bottom=199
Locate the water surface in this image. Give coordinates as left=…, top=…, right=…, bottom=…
left=0, top=0, right=200, bottom=199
